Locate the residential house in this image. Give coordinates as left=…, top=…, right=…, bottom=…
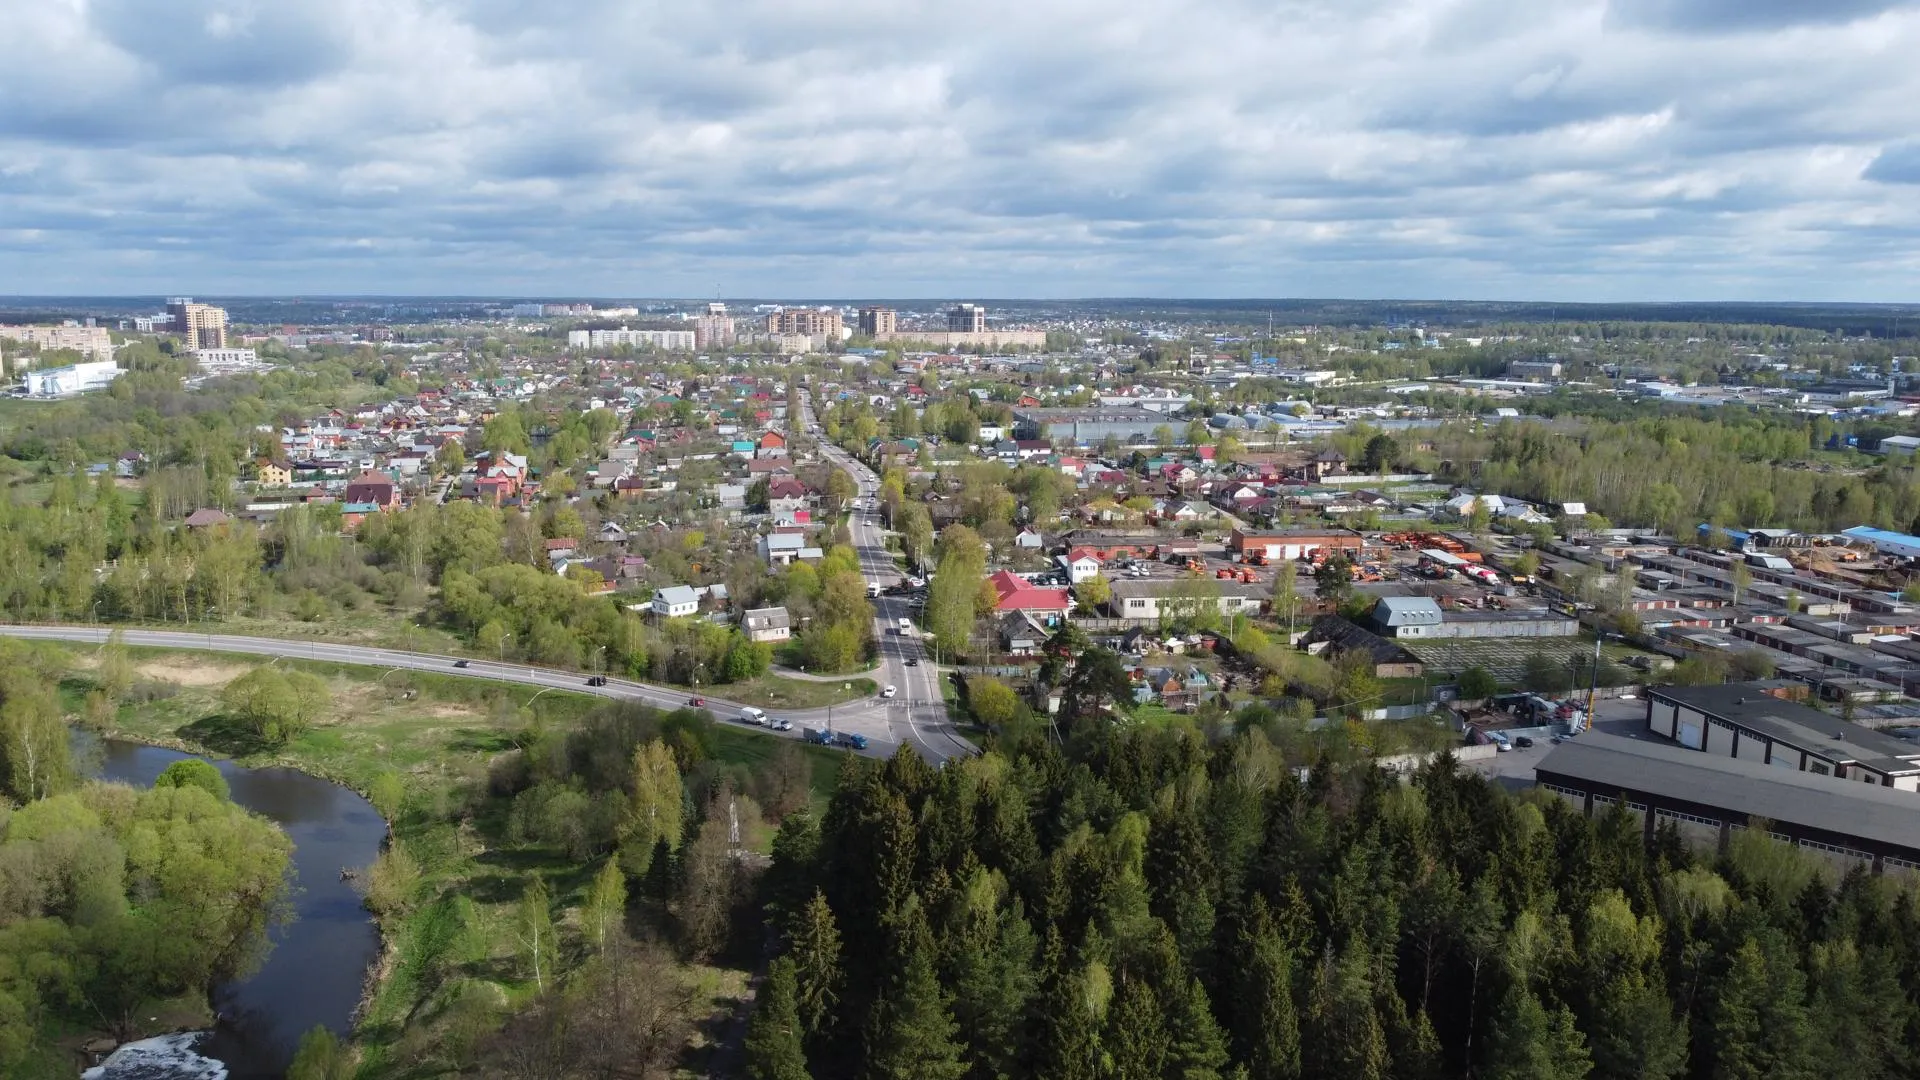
left=651, top=585, right=701, bottom=618
left=1305, top=448, right=1347, bottom=481
left=762, top=531, right=808, bottom=565
left=743, top=606, right=793, bottom=644
left=999, top=611, right=1050, bottom=655
left=598, top=521, right=628, bottom=544
left=1015, top=527, right=1046, bottom=550
left=344, top=470, right=400, bottom=509
left=987, top=570, right=1073, bottom=623
left=254, top=459, right=292, bottom=487
left=767, top=478, right=809, bottom=515
left=1065, top=548, right=1105, bottom=584
left=183, top=507, right=230, bottom=529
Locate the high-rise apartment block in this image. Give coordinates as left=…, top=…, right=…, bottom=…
left=764, top=308, right=843, bottom=337
left=858, top=307, right=898, bottom=336
left=695, top=302, right=736, bottom=349
left=947, top=303, right=987, bottom=333
left=167, top=298, right=228, bottom=350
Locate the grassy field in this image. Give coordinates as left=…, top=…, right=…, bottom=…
left=724, top=671, right=877, bottom=710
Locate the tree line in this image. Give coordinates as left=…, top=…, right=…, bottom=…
left=733, top=671, right=1920, bottom=1079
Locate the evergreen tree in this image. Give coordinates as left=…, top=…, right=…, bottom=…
left=788, top=890, right=844, bottom=1041
left=946, top=875, right=1039, bottom=1080
left=1025, top=930, right=1104, bottom=1080
left=1104, top=974, right=1168, bottom=1080
left=1482, top=984, right=1591, bottom=1080
left=1708, top=933, right=1815, bottom=1080
left=746, top=957, right=813, bottom=1080
left=1301, top=945, right=1387, bottom=1080
left=1806, top=939, right=1909, bottom=1080
left=866, top=917, right=966, bottom=1080
left=1233, top=900, right=1300, bottom=1080
left=1164, top=975, right=1232, bottom=1080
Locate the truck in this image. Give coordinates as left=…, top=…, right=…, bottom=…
left=834, top=731, right=869, bottom=751
left=803, top=727, right=833, bottom=745
left=868, top=581, right=882, bottom=598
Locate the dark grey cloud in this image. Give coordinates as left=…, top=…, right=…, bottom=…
left=1608, top=0, right=1911, bottom=32
left=1864, top=141, right=1920, bottom=184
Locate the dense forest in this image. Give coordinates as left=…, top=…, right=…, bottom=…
left=737, top=715, right=1920, bottom=1080
left=1432, top=413, right=1920, bottom=534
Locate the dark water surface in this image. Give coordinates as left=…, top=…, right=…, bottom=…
left=92, top=738, right=385, bottom=1079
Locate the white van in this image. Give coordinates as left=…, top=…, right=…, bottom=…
left=897, top=617, right=912, bottom=633
left=739, top=706, right=768, bottom=726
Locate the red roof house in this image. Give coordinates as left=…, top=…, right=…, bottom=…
left=988, top=570, right=1072, bottom=620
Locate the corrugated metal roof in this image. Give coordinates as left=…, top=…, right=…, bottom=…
left=1535, top=732, right=1920, bottom=853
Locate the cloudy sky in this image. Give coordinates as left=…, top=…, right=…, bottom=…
left=4, top=0, right=1920, bottom=300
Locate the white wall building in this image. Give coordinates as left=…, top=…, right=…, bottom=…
left=24, top=360, right=121, bottom=397
left=567, top=328, right=697, bottom=351
left=193, top=348, right=263, bottom=372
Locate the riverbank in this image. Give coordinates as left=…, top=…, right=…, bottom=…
left=47, top=640, right=845, bottom=1076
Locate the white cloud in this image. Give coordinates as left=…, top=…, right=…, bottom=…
left=1, top=0, right=1919, bottom=298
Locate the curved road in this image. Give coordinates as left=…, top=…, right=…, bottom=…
left=0, top=623, right=964, bottom=764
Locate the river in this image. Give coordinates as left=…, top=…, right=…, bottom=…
left=91, top=738, right=386, bottom=1079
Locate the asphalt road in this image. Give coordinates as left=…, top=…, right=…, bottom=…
left=0, top=623, right=944, bottom=761
left=801, top=391, right=980, bottom=764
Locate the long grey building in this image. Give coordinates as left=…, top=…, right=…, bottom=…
left=1013, top=406, right=1175, bottom=446
left=1644, top=683, right=1920, bottom=790
left=1535, top=731, right=1920, bottom=876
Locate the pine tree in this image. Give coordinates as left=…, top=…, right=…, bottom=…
left=1708, top=934, right=1814, bottom=1080
left=1234, top=901, right=1300, bottom=1080
left=788, top=890, right=843, bottom=1041
left=1025, top=930, right=1103, bottom=1080
left=866, top=919, right=966, bottom=1080
left=746, top=957, right=813, bottom=1080
left=1165, top=975, right=1232, bottom=1080
left=1301, top=945, right=1387, bottom=1080
left=1481, top=984, right=1591, bottom=1080
left=1106, top=975, right=1168, bottom=1080
left=947, top=881, right=1039, bottom=1080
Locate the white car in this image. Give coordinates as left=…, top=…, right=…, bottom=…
left=773, top=718, right=793, bottom=731
left=881, top=685, right=897, bottom=698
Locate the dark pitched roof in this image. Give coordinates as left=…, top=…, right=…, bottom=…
left=1303, top=615, right=1422, bottom=668
left=1536, top=731, right=1920, bottom=853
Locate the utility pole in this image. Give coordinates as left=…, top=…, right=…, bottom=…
left=1582, top=622, right=1603, bottom=728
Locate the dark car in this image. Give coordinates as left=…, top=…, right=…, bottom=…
left=904, top=658, right=918, bottom=667
left=586, top=675, right=608, bottom=687
left=1514, top=736, right=1535, bottom=749
left=453, top=659, right=470, bottom=668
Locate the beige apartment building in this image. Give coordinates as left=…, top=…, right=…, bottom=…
left=764, top=308, right=843, bottom=337
left=858, top=306, right=897, bottom=335
left=0, top=324, right=114, bottom=361
left=168, top=298, right=228, bottom=350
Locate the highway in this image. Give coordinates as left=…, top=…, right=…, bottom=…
left=800, top=390, right=979, bottom=763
